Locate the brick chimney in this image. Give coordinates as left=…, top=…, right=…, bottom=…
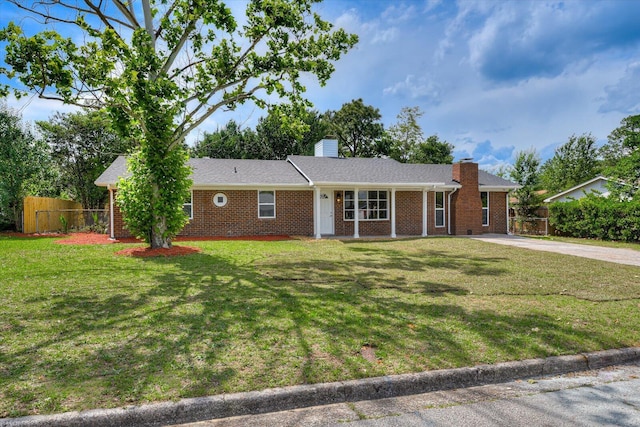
left=451, top=159, right=483, bottom=235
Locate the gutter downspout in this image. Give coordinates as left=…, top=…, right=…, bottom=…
left=447, top=187, right=458, bottom=235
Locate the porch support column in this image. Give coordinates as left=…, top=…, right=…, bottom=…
left=390, top=188, right=397, bottom=238
left=506, top=192, right=510, bottom=235
left=422, top=189, right=428, bottom=237
left=353, top=187, right=359, bottom=238
left=314, top=187, right=321, bottom=239
left=109, top=188, right=115, bottom=240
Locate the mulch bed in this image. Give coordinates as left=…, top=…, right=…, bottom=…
left=1, top=232, right=290, bottom=258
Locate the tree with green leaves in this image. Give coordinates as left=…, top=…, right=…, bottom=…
left=190, top=120, right=254, bottom=160
left=326, top=99, right=386, bottom=158
left=539, top=133, right=601, bottom=194
left=0, top=104, right=51, bottom=231
left=253, top=108, right=329, bottom=159
left=601, top=114, right=640, bottom=198
left=1, top=0, right=357, bottom=248
left=510, top=149, right=543, bottom=219
left=37, top=110, right=132, bottom=209
left=388, top=106, right=424, bottom=163
left=411, top=135, right=454, bottom=164
left=387, top=107, right=453, bottom=164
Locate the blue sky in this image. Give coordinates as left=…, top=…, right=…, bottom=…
left=3, top=0, right=640, bottom=171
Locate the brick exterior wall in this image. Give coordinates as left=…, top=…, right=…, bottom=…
left=396, top=191, right=423, bottom=235
left=482, top=191, right=509, bottom=234
left=109, top=178, right=508, bottom=239
left=111, top=189, right=314, bottom=238
left=451, top=162, right=483, bottom=235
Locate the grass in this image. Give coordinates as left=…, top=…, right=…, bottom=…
left=1, top=235, right=639, bottom=417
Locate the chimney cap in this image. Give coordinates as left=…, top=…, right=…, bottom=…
left=460, top=157, right=474, bottom=163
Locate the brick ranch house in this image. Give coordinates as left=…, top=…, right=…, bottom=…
left=96, top=140, right=518, bottom=240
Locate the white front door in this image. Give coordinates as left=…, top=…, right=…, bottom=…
left=319, top=191, right=334, bottom=235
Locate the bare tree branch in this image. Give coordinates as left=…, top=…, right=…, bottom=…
left=112, top=0, right=141, bottom=28
left=141, top=0, right=156, bottom=47
left=160, top=19, right=197, bottom=75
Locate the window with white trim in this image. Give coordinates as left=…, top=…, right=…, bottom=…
left=344, top=190, right=388, bottom=220
left=258, top=190, right=275, bottom=218
left=435, top=191, right=445, bottom=227
left=183, top=191, right=193, bottom=219
left=481, top=191, right=489, bottom=226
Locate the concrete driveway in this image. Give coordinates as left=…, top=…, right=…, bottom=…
left=468, top=234, right=640, bottom=267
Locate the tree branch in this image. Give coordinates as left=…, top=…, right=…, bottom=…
left=112, top=0, right=141, bottom=28
left=172, top=83, right=264, bottom=147
left=160, top=19, right=197, bottom=75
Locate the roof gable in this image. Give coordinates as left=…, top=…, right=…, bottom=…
left=543, top=176, right=612, bottom=203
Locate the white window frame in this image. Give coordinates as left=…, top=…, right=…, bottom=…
left=258, top=190, right=276, bottom=219
left=343, top=190, right=388, bottom=221
left=481, top=191, right=489, bottom=226
left=435, top=191, right=445, bottom=228
left=183, top=191, right=193, bottom=219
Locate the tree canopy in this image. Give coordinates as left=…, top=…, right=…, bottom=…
left=510, top=149, right=543, bottom=219
left=0, top=104, right=51, bottom=230
left=601, top=114, right=640, bottom=198
left=1, top=0, right=358, bottom=247
left=37, top=110, right=132, bottom=209
left=539, top=133, right=601, bottom=194
left=326, top=98, right=387, bottom=158
left=387, top=106, right=453, bottom=164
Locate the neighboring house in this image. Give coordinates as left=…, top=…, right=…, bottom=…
left=543, top=176, right=613, bottom=203
left=96, top=139, right=518, bottom=239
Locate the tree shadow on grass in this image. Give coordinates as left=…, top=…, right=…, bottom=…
left=2, top=243, right=633, bottom=417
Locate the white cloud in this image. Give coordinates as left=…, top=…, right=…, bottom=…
left=599, top=61, right=640, bottom=114
left=383, top=75, right=440, bottom=102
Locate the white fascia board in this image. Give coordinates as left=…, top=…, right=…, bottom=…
left=480, top=185, right=520, bottom=192
left=191, top=184, right=310, bottom=190
left=311, top=182, right=452, bottom=189
left=543, top=176, right=609, bottom=203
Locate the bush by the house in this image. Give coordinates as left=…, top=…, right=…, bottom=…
left=549, top=194, right=640, bottom=242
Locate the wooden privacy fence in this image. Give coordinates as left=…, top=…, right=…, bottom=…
left=22, top=196, right=84, bottom=233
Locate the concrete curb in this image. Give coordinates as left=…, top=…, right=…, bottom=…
left=3, top=347, right=639, bottom=427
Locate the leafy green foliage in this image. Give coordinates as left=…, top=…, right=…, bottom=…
left=601, top=114, right=640, bottom=198
left=37, top=110, right=132, bottom=209
left=510, top=149, right=543, bottom=218
left=253, top=108, right=329, bottom=159
left=1, top=0, right=358, bottom=247
left=326, top=98, right=387, bottom=157
left=411, top=135, right=454, bottom=164
left=190, top=120, right=253, bottom=159
left=540, top=133, right=601, bottom=194
left=117, top=145, right=192, bottom=248
left=549, top=195, right=640, bottom=242
left=0, top=104, right=52, bottom=230
left=191, top=108, right=329, bottom=160
left=387, top=107, right=453, bottom=164
left=388, top=106, right=425, bottom=163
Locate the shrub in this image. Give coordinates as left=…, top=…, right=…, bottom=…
left=548, top=195, right=640, bottom=242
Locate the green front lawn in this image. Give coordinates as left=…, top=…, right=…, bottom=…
left=1, top=235, right=639, bottom=417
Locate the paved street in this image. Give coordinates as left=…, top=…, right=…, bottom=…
left=176, top=363, right=640, bottom=427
